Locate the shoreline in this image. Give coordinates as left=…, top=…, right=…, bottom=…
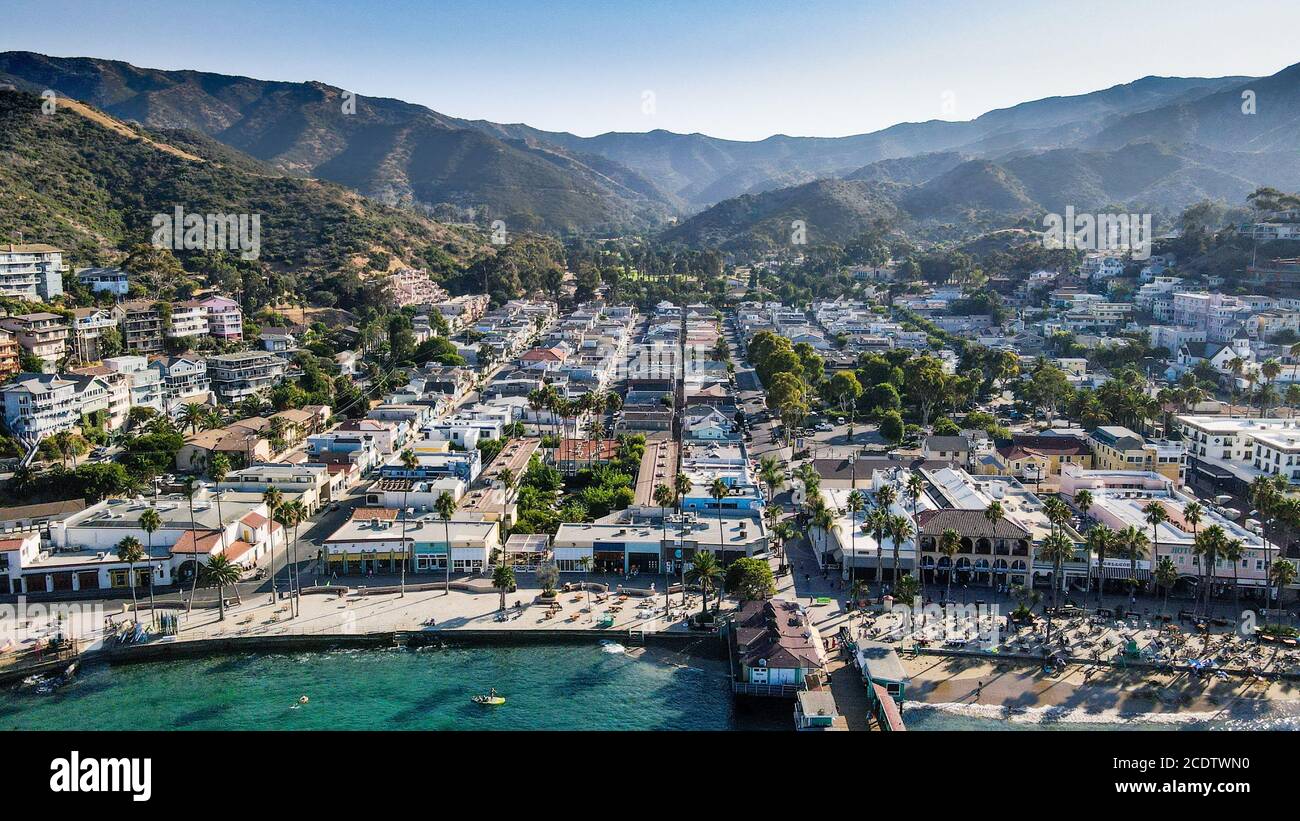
left=903, top=699, right=1299, bottom=727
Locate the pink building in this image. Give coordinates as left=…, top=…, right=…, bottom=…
left=200, top=295, right=243, bottom=342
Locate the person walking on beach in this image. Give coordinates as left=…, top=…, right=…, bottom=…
left=975, top=681, right=983, bottom=701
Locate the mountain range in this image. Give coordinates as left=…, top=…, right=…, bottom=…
left=2, top=51, right=1299, bottom=247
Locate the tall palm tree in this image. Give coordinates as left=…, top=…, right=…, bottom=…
left=1074, top=489, right=1094, bottom=594
left=498, top=466, right=517, bottom=533
left=262, top=487, right=282, bottom=604
left=686, top=550, right=722, bottom=619
left=866, top=506, right=888, bottom=597
left=178, top=402, right=206, bottom=435
left=905, top=473, right=925, bottom=596
left=1118, top=525, right=1149, bottom=603
left=1086, top=524, right=1114, bottom=604
left=874, top=484, right=897, bottom=591
left=435, top=491, right=457, bottom=595
left=202, top=554, right=242, bottom=622
left=397, top=448, right=418, bottom=596
left=116, top=536, right=146, bottom=624
left=279, top=500, right=306, bottom=617
left=209, top=453, right=231, bottom=556
left=1222, top=537, right=1244, bottom=621
left=139, top=506, right=162, bottom=626
left=983, top=500, right=1006, bottom=591
left=846, top=489, right=865, bottom=587
left=938, top=529, right=960, bottom=603
left=1193, top=525, right=1226, bottom=615
left=1039, top=532, right=1075, bottom=643
left=1270, top=559, right=1297, bottom=608
left=758, top=456, right=783, bottom=503
left=887, top=514, right=914, bottom=589
left=654, top=483, right=675, bottom=612
left=1154, top=556, right=1178, bottom=616
left=709, top=477, right=729, bottom=570
left=1142, top=501, right=1168, bottom=598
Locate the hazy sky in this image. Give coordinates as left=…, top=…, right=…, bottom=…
left=3, top=0, right=1298, bottom=141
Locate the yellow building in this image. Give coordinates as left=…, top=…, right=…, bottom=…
left=1087, top=425, right=1183, bottom=483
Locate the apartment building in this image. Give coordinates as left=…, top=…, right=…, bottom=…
left=207, top=350, right=286, bottom=403
left=0, top=312, right=69, bottom=370
left=1088, top=425, right=1184, bottom=483
left=199, top=295, right=243, bottom=342
left=0, top=330, right=19, bottom=380
left=0, top=243, right=65, bottom=301
left=69, top=308, right=118, bottom=364
left=383, top=268, right=447, bottom=309
left=150, top=355, right=212, bottom=409
left=112, top=300, right=165, bottom=354
left=166, top=300, right=209, bottom=341
left=0, top=373, right=81, bottom=440
left=103, top=355, right=165, bottom=412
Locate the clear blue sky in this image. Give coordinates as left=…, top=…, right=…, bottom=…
left=2, top=0, right=1297, bottom=140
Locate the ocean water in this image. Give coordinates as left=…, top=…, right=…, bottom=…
left=0, top=644, right=749, bottom=731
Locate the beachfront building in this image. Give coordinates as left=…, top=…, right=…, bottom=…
left=730, top=598, right=826, bottom=694
left=46, top=489, right=283, bottom=586
left=1059, top=465, right=1276, bottom=598
left=812, top=472, right=933, bottom=583
left=322, top=508, right=499, bottom=575
left=553, top=509, right=768, bottom=576
left=0, top=529, right=173, bottom=595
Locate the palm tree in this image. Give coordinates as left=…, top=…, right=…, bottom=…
left=887, top=514, right=914, bottom=590
left=1222, top=537, right=1244, bottom=621
left=139, top=506, right=162, bottom=626
left=435, top=491, right=457, bottom=595
left=202, top=554, right=242, bottom=622
left=576, top=555, right=593, bottom=620
left=654, top=482, right=675, bottom=612
left=178, top=402, right=206, bottom=435
left=1193, top=525, right=1226, bottom=615
left=874, top=484, right=897, bottom=591
left=904, top=473, right=925, bottom=596
left=209, top=453, right=231, bottom=557
left=983, top=500, right=1006, bottom=590
left=397, top=448, right=418, bottom=596
left=1270, top=559, right=1297, bottom=607
left=686, top=550, right=722, bottom=619
left=758, top=456, right=783, bottom=503
left=262, top=487, right=283, bottom=603
left=116, top=536, right=146, bottom=624
left=498, top=466, right=517, bottom=532
left=1073, top=490, right=1093, bottom=594
left=1154, top=556, right=1178, bottom=616
left=279, top=500, right=306, bottom=617
left=866, top=507, right=888, bottom=597
left=709, top=477, right=729, bottom=571
left=1142, top=501, right=1168, bottom=597
left=1039, top=532, right=1075, bottom=643
left=938, top=529, right=960, bottom=603
left=492, top=563, right=516, bottom=612
left=1118, top=525, right=1149, bottom=603
left=846, top=489, right=865, bottom=587
left=1085, top=524, right=1114, bottom=604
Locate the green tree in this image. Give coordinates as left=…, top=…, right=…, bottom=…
left=686, top=550, right=722, bottom=619
left=202, top=554, right=243, bottom=622
left=492, top=563, right=516, bottom=612
left=725, top=557, right=776, bottom=601
left=116, top=536, right=146, bottom=624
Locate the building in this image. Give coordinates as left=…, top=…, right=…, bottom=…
left=112, top=300, right=165, bottom=354
left=322, top=508, right=499, bottom=575
left=207, top=351, right=286, bottom=403
left=166, top=301, right=209, bottom=341
left=0, top=373, right=80, bottom=441
left=730, top=598, right=826, bottom=692
left=199, top=295, right=243, bottom=342
left=151, top=355, right=212, bottom=410
left=76, top=266, right=130, bottom=296
left=0, top=243, right=65, bottom=300
left=1179, top=415, right=1300, bottom=497
left=103, top=355, right=164, bottom=412
left=0, top=313, right=69, bottom=370
left=217, top=463, right=333, bottom=514
left=0, top=330, right=19, bottom=380
left=69, top=308, right=118, bottom=364
left=1088, top=425, right=1184, bottom=483
left=383, top=268, right=447, bottom=309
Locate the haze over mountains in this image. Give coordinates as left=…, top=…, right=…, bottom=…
left=2, top=51, right=1299, bottom=247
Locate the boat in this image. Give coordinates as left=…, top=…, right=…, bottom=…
left=471, top=694, right=506, bottom=706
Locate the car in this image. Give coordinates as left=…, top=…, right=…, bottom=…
left=836, top=417, right=845, bottom=425
left=330, top=502, right=341, bottom=512
left=815, top=422, right=834, bottom=432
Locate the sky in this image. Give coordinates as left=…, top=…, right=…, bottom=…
left=2, top=0, right=1298, bottom=141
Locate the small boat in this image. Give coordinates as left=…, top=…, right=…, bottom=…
left=471, top=694, right=506, bottom=706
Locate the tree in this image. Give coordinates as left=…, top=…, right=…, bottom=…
left=1142, top=501, right=1169, bottom=597
left=709, top=477, right=729, bottom=577
left=1270, top=559, right=1297, bottom=607
left=1154, top=556, right=1178, bottom=616
left=398, top=448, right=418, bottom=597
left=938, top=529, right=960, bottom=603
left=279, top=499, right=306, bottom=616
left=825, top=370, right=863, bottom=442
left=492, top=563, right=516, bottom=612
left=436, top=491, right=458, bottom=595
left=1118, top=525, right=1149, bottom=601
left=1085, top=525, right=1114, bottom=604
left=686, top=550, right=722, bottom=619
left=116, top=536, right=146, bottom=624
left=880, top=410, right=904, bottom=445
left=757, top=456, right=783, bottom=503
left=262, top=487, right=283, bottom=603
left=202, top=554, right=242, bottom=622
left=1039, top=532, right=1076, bottom=643
left=1222, top=537, right=1244, bottom=621
left=725, top=557, right=776, bottom=601
left=1193, top=525, right=1225, bottom=615
left=887, top=514, right=914, bottom=592
left=139, top=507, right=162, bottom=626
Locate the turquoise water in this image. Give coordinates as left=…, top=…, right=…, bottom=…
left=0, top=644, right=750, bottom=731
